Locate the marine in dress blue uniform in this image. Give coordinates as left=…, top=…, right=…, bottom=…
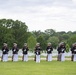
left=71, top=43, right=76, bottom=61
left=22, top=43, right=29, bottom=61
left=57, top=42, right=66, bottom=61
left=34, top=43, right=41, bottom=63
left=2, top=43, right=9, bottom=62
left=12, top=43, right=19, bottom=61
left=46, top=43, right=53, bottom=61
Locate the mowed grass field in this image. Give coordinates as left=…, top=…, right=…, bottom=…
left=0, top=60, right=76, bottom=75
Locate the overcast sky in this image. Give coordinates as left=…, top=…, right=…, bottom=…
left=0, top=0, right=76, bottom=32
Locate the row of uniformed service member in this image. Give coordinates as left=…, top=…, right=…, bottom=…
left=1, top=42, right=76, bottom=62
left=2, top=43, right=29, bottom=62
left=34, top=42, right=76, bottom=62
left=57, top=42, right=76, bottom=62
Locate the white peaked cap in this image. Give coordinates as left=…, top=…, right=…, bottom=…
left=73, top=42, right=76, bottom=46
left=3, top=43, right=7, bottom=46
left=36, top=43, right=40, bottom=46
left=13, top=43, right=17, bottom=46
left=24, top=43, right=27, bottom=46
left=48, top=42, right=51, bottom=45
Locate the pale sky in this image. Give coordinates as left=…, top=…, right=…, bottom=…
left=0, top=0, right=76, bottom=32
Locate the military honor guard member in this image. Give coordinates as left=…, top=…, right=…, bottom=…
left=71, top=43, right=76, bottom=61
left=22, top=43, right=29, bottom=61
left=34, top=43, right=41, bottom=63
left=46, top=43, right=53, bottom=61
left=71, top=43, right=75, bottom=61
left=2, top=43, right=9, bottom=62
left=12, top=43, right=19, bottom=61
left=57, top=42, right=66, bottom=61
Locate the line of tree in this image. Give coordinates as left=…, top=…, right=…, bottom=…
left=0, top=19, right=76, bottom=52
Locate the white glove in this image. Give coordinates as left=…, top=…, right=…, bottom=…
left=48, top=49, right=50, bottom=51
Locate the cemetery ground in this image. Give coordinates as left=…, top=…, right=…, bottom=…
left=0, top=60, right=76, bottom=75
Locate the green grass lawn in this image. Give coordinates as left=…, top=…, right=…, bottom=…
left=0, top=60, right=76, bottom=75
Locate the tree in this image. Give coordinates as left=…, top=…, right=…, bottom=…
left=47, top=36, right=59, bottom=48
left=62, top=34, right=69, bottom=40
left=67, top=35, right=76, bottom=47
left=37, top=35, right=47, bottom=50
left=0, top=18, right=76, bottom=50
left=27, top=36, right=37, bottom=52
left=72, top=31, right=76, bottom=34
left=0, top=25, right=7, bottom=48
left=0, top=19, right=29, bottom=48
left=11, top=20, right=28, bottom=47
left=61, top=34, right=70, bottom=43
left=32, top=30, right=42, bottom=37
left=45, top=29, right=56, bottom=36
left=67, top=31, right=72, bottom=35
left=66, top=44, right=70, bottom=52
left=57, top=31, right=66, bottom=35
left=3, top=29, right=15, bottom=48
left=56, top=32, right=66, bottom=42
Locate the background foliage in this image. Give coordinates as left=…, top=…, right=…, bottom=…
left=0, top=19, right=76, bottom=51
